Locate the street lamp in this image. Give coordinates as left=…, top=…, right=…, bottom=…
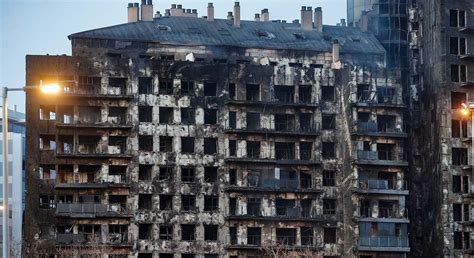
left=2, top=81, right=60, bottom=258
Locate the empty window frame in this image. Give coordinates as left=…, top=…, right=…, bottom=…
left=450, top=9, right=466, bottom=28
left=159, top=166, right=173, bottom=181
left=138, top=194, right=153, bottom=210
left=181, top=195, right=196, bottom=211
left=452, top=148, right=468, bottom=165
left=229, top=169, right=237, bottom=185
left=247, top=227, right=262, bottom=245
left=39, top=195, right=56, bottom=209
left=204, top=195, right=219, bottom=211
left=321, top=86, right=335, bottom=102
left=138, top=224, right=153, bottom=240
left=139, top=135, right=154, bottom=151
left=246, top=112, right=261, bottom=130
left=181, top=108, right=195, bottom=125
left=204, top=82, right=217, bottom=96
left=204, top=138, right=218, bottom=154
left=450, top=37, right=467, bottom=55
left=323, top=170, right=336, bottom=186
left=139, top=165, right=152, bottom=181
left=181, top=137, right=195, bottom=153
left=228, top=111, right=237, bottom=129
left=181, top=167, right=196, bottom=182
left=246, top=84, right=260, bottom=101
left=300, top=142, right=312, bottom=160
left=453, top=175, right=470, bottom=193
left=452, top=119, right=468, bottom=138
left=204, top=109, right=218, bottom=124
left=204, top=225, right=218, bottom=241
left=229, top=140, right=237, bottom=157
left=451, top=92, right=467, bottom=109
left=299, top=85, right=311, bottom=103
left=274, top=142, right=295, bottom=160
left=301, top=227, right=314, bottom=246
left=159, top=79, right=174, bottom=95
left=246, top=141, right=261, bottom=159
left=160, top=195, right=173, bottom=210
left=159, top=225, right=173, bottom=240
left=323, top=199, right=336, bottom=215
left=181, top=80, right=195, bottom=95
left=138, top=77, right=153, bottom=94
left=451, top=65, right=467, bottom=82
left=322, top=114, right=336, bottom=130
left=159, top=136, right=173, bottom=152
left=229, top=83, right=236, bottom=100
left=204, top=167, right=218, bottom=182
left=274, top=85, right=294, bottom=103
left=322, top=142, right=336, bottom=159
left=39, top=105, right=56, bottom=120
left=181, top=224, right=196, bottom=240
left=159, top=107, right=173, bottom=124
left=139, top=106, right=153, bottom=122
left=39, top=164, right=56, bottom=180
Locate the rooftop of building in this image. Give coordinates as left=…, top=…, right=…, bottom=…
left=68, top=16, right=386, bottom=55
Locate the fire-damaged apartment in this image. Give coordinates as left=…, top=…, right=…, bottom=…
left=23, top=1, right=410, bottom=258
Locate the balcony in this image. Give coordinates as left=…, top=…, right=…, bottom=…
left=356, top=150, right=408, bottom=166
left=62, top=82, right=133, bottom=99
left=355, top=92, right=405, bottom=108
left=359, top=207, right=409, bottom=223
left=227, top=207, right=323, bottom=222
left=56, top=233, right=132, bottom=246
left=355, top=179, right=409, bottom=195
left=224, top=124, right=320, bottom=136
left=55, top=176, right=130, bottom=189
left=225, top=178, right=322, bottom=193
left=358, top=236, right=410, bottom=252
left=354, top=122, right=407, bottom=138
left=56, top=203, right=132, bottom=218
left=225, top=99, right=319, bottom=108
left=56, top=143, right=132, bottom=159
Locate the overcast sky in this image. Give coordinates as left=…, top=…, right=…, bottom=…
left=0, top=0, right=347, bottom=112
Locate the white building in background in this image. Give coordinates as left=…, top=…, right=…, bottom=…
left=0, top=109, right=25, bottom=256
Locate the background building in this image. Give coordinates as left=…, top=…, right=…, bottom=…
left=0, top=109, right=25, bottom=256
left=23, top=1, right=408, bottom=257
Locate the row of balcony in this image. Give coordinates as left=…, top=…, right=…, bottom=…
left=228, top=207, right=327, bottom=222
left=355, top=179, right=409, bottom=195
left=56, top=232, right=131, bottom=246
left=56, top=203, right=132, bottom=218
left=358, top=236, right=409, bottom=250
left=356, top=150, right=408, bottom=166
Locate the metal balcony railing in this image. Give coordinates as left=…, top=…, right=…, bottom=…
left=358, top=179, right=407, bottom=191
left=360, top=207, right=407, bottom=219
left=357, top=122, right=378, bottom=132
left=357, top=150, right=404, bottom=161
left=275, top=149, right=295, bottom=160
left=107, top=233, right=130, bottom=244
left=359, top=236, right=409, bottom=248
left=276, top=236, right=297, bottom=246
left=56, top=203, right=129, bottom=216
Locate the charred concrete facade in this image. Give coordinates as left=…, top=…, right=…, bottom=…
left=407, top=0, right=474, bottom=257
left=24, top=2, right=409, bottom=258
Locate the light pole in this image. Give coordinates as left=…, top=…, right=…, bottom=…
left=2, top=81, right=59, bottom=258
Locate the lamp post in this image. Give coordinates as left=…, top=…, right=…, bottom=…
left=2, top=81, right=59, bottom=258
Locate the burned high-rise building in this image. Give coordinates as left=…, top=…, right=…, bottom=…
left=23, top=1, right=409, bottom=258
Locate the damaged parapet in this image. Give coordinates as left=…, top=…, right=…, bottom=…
left=261, top=8, right=269, bottom=21
left=314, top=7, right=323, bottom=32
left=234, top=2, right=241, bottom=27
left=141, top=0, right=153, bottom=21
left=207, top=3, right=214, bottom=21
left=301, top=6, right=313, bottom=31
left=127, top=3, right=139, bottom=23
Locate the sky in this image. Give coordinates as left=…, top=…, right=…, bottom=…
left=0, top=0, right=347, bottom=113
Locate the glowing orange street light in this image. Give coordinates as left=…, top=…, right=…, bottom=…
left=461, top=103, right=470, bottom=117
left=40, top=82, right=61, bottom=94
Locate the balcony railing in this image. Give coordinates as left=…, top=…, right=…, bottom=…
left=358, top=179, right=407, bottom=191
left=360, top=207, right=407, bottom=219
left=56, top=203, right=130, bottom=217
left=359, top=236, right=409, bottom=248
left=232, top=207, right=319, bottom=220
left=357, top=150, right=405, bottom=162
left=56, top=233, right=131, bottom=245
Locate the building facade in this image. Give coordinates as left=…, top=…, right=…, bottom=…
left=0, top=109, right=26, bottom=256
left=23, top=2, right=409, bottom=258
left=407, top=0, right=474, bottom=257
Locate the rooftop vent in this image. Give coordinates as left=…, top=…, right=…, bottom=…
left=157, top=25, right=171, bottom=31
left=256, top=30, right=276, bottom=39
